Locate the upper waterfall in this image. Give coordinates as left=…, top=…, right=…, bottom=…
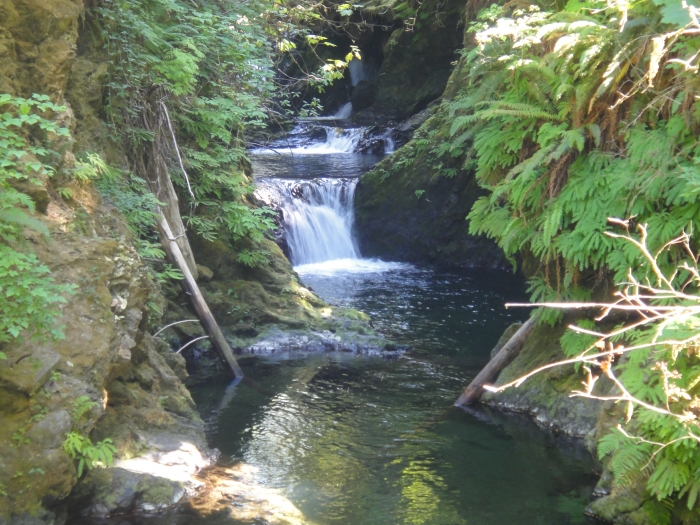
left=333, top=102, right=353, bottom=119
left=251, top=123, right=406, bottom=274
left=283, top=127, right=363, bottom=154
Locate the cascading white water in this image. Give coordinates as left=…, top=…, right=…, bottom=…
left=280, top=127, right=363, bottom=154
left=348, top=59, right=366, bottom=87
left=333, top=102, right=353, bottom=119
left=383, top=134, right=395, bottom=153
left=257, top=178, right=360, bottom=265
left=252, top=125, right=411, bottom=275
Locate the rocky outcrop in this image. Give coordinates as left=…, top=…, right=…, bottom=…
left=352, top=0, right=466, bottom=119
left=159, top=235, right=396, bottom=370
left=0, top=218, right=216, bottom=522
left=354, top=110, right=508, bottom=268
left=0, top=1, right=392, bottom=523
left=481, top=319, right=610, bottom=438
left=0, top=0, right=82, bottom=99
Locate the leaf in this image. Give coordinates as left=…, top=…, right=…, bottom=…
left=652, top=0, right=700, bottom=28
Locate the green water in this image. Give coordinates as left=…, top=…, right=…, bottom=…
left=188, top=267, right=598, bottom=525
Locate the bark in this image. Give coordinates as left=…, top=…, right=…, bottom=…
left=454, top=315, right=537, bottom=406
left=158, top=215, right=244, bottom=378
left=137, top=94, right=198, bottom=279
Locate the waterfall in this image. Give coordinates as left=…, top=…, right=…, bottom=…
left=383, top=133, right=395, bottom=153
left=348, top=59, right=366, bottom=87
left=278, top=127, right=363, bottom=154
left=333, top=102, right=353, bottom=119
left=251, top=125, right=411, bottom=275
left=256, top=178, right=360, bottom=265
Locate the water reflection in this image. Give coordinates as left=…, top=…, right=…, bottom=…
left=193, top=350, right=597, bottom=525
left=84, top=267, right=597, bottom=525
left=190, top=268, right=597, bottom=525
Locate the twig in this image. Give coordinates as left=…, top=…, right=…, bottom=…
left=175, top=335, right=210, bottom=354
left=154, top=319, right=200, bottom=337
left=160, top=101, right=195, bottom=200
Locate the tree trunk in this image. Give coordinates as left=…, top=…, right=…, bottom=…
left=158, top=215, right=244, bottom=378
left=137, top=94, right=198, bottom=279
left=454, top=315, right=537, bottom=406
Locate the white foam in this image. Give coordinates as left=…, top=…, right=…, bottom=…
left=294, top=258, right=412, bottom=276
left=333, top=102, right=353, bottom=119
left=280, top=127, right=363, bottom=155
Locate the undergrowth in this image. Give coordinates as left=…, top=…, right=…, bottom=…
left=0, top=94, right=76, bottom=350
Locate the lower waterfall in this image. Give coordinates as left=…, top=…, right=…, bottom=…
left=258, top=178, right=360, bottom=265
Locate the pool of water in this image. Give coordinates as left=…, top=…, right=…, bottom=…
left=187, top=266, right=597, bottom=525
left=87, top=144, right=598, bottom=524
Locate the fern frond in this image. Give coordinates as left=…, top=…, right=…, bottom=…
left=0, top=208, right=49, bottom=238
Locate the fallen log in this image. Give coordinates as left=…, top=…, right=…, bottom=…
left=158, top=215, right=244, bottom=378
left=454, top=315, right=537, bottom=406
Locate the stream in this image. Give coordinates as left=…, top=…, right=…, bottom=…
left=187, top=126, right=599, bottom=524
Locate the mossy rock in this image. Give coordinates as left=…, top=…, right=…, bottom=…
left=481, top=317, right=610, bottom=436
left=355, top=108, right=507, bottom=268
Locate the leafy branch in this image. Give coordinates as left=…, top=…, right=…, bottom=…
left=486, top=219, right=700, bottom=508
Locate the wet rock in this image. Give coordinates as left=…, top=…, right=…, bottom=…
left=0, top=348, right=60, bottom=396
left=354, top=0, right=465, bottom=119
left=481, top=318, right=610, bottom=437
left=195, top=264, right=214, bottom=281
left=350, top=78, right=378, bottom=112
left=355, top=135, right=509, bottom=268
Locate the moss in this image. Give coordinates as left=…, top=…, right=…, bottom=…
left=355, top=107, right=507, bottom=268
left=481, top=317, right=609, bottom=437
left=354, top=0, right=466, bottom=118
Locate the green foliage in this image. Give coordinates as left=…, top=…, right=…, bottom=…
left=62, top=432, right=116, bottom=478
left=155, top=264, right=184, bottom=283
left=435, top=1, right=700, bottom=511
left=542, top=229, right=700, bottom=512
left=89, top=0, right=286, bottom=263
left=0, top=246, right=74, bottom=344
left=434, top=1, right=700, bottom=322
left=0, top=94, right=67, bottom=240
left=70, top=396, right=97, bottom=422
left=0, top=94, right=76, bottom=345
left=237, top=248, right=270, bottom=268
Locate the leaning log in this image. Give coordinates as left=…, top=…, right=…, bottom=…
left=454, top=315, right=537, bottom=406
left=158, top=215, right=244, bottom=378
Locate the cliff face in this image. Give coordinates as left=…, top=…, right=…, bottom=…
left=350, top=0, right=466, bottom=120
left=0, top=218, right=212, bottom=522
left=354, top=107, right=508, bottom=268
left=353, top=52, right=507, bottom=268
left=0, top=6, right=214, bottom=511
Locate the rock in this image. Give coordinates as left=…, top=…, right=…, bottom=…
left=585, top=483, right=650, bottom=523
left=354, top=131, right=509, bottom=268
left=196, top=264, right=214, bottom=281
left=481, top=317, right=609, bottom=437
left=0, top=348, right=60, bottom=395
left=188, top=463, right=308, bottom=525
left=25, top=410, right=71, bottom=449
left=350, top=78, right=377, bottom=112
left=355, top=0, right=465, bottom=119
left=7, top=176, right=50, bottom=213
left=73, top=467, right=188, bottom=517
